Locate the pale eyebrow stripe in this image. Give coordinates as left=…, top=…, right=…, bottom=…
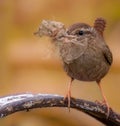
left=80, top=27, right=93, bottom=32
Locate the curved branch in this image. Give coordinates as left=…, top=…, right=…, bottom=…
left=0, top=93, right=119, bottom=126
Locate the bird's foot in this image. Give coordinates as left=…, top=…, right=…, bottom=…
left=95, top=100, right=110, bottom=119
left=95, top=100, right=105, bottom=105
left=64, top=92, right=71, bottom=112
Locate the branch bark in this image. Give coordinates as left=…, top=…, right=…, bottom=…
left=0, top=93, right=119, bottom=126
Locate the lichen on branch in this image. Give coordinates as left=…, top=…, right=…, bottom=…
left=0, top=93, right=120, bottom=126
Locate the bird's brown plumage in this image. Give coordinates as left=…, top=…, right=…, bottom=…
left=60, top=18, right=113, bottom=82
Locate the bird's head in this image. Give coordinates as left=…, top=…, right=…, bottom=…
left=67, top=18, right=106, bottom=43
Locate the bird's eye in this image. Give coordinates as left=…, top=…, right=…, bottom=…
left=78, top=30, right=84, bottom=35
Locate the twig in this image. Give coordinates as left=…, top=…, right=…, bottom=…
left=0, top=93, right=119, bottom=126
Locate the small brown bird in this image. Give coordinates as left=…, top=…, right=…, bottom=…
left=35, top=18, right=113, bottom=118
left=56, top=18, right=113, bottom=118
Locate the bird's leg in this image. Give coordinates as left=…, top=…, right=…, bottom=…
left=64, top=78, right=74, bottom=111
left=97, top=81, right=110, bottom=118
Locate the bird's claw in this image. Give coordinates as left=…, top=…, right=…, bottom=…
left=64, top=93, right=71, bottom=112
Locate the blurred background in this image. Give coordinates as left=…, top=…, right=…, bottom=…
left=0, top=0, right=120, bottom=125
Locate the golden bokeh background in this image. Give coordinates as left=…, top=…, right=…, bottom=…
left=0, top=0, right=120, bottom=126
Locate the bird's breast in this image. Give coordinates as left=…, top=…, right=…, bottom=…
left=63, top=47, right=110, bottom=82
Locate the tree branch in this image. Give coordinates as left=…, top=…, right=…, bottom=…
left=0, top=93, right=119, bottom=126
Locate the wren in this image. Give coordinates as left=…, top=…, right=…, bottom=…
left=35, top=18, right=113, bottom=118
